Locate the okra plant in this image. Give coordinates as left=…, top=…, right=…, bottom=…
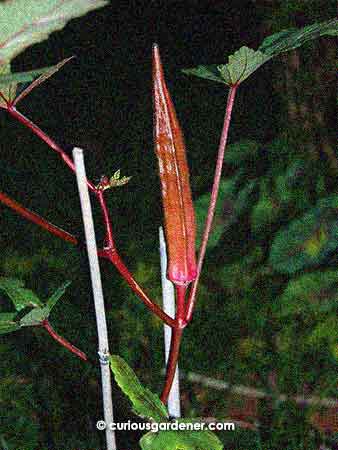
left=0, top=1, right=336, bottom=449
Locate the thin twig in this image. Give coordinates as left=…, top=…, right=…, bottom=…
left=180, top=370, right=338, bottom=408
left=185, top=85, right=238, bottom=323
left=0, top=191, right=78, bottom=245
left=41, top=319, right=87, bottom=361
left=6, top=106, right=95, bottom=191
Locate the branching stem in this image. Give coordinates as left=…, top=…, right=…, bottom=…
left=1, top=102, right=173, bottom=328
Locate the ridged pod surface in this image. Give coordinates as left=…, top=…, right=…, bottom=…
left=153, top=44, right=197, bottom=285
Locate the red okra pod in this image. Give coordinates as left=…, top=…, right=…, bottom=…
left=153, top=44, right=197, bottom=285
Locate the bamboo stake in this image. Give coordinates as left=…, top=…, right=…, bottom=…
left=73, top=148, right=117, bottom=450
left=159, top=226, right=181, bottom=418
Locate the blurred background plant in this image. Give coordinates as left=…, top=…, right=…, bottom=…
left=0, top=0, right=336, bottom=449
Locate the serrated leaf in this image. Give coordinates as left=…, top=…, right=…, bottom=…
left=0, top=277, right=43, bottom=311
left=109, top=355, right=168, bottom=422
left=0, top=0, right=109, bottom=64
left=269, top=195, right=338, bottom=274
left=0, top=312, right=21, bottom=334
left=183, top=20, right=337, bottom=87
left=274, top=270, right=338, bottom=318
left=46, top=280, right=71, bottom=313
left=217, top=46, right=269, bottom=85
left=140, top=424, right=223, bottom=450
left=182, top=64, right=226, bottom=85
left=20, top=307, right=49, bottom=327
left=259, top=18, right=338, bottom=57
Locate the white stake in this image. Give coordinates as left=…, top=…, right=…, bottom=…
left=159, top=226, right=181, bottom=418
left=73, top=148, right=117, bottom=450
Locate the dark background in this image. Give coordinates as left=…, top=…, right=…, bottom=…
left=0, top=1, right=336, bottom=449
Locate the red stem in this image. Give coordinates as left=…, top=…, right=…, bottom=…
left=103, top=249, right=176, bottom=328
left=160, top=327, right=183, bottom=403
left=96, top=190, right=116, bottom=251
left=1, top=104, right=173, bottom=326
left=96, top=188, right=176, bottom=327
left=41, top=319, right=87, bottom=361
left=0, top=186, right=175, bottom=326
left=160, top=284, right=187, bottom=403
left=185, top=85, right=238, bottom=323
left=6, top=106, right=95, bottom=192
left=0, top=191, right=78, bottom=245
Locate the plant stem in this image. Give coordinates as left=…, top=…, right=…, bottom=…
left=96, top=185, right=175, bottom=327
left=0, top=191, right=79, bottom=245
left=160, top=285, right=186, bottom=404
left=185, top=85, right=238, bottom=323
left=41, top=319, right=87, bottom=361
left=73, top=148, right=116, bottom=450
left=2, top=108, right=172, bottom=327
left=0, top=185, right=174, bottom=326
left=103, top=250, right=176, bottom=328
left=97, top=189, right=116, bottom=250
left=6, top=106, right=95, bottom=191
left=160, top=326, right=183, bottom=404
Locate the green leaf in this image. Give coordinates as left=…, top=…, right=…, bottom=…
left=12, top=57, right=74, bottom=106
left=234, top=180, right=257, bottom=217
left=306, top=316, right=338, bottom=349
left=182, top=64, right=226, bottom=85
left=274, top=159, right=309, bottom=207
left=46, top=281, right=71, bottom=313
left=0, top=63, right=16, bottom=107
left=0, top=65, right=57, bottom=87
left=20, top=307, right=49, bottom=327
left=0, top=0, right=109, bottom=64
left=109, top=355, right=168, bottom=422
left=183, top=47, right=268, bottom=86
left=140, top=422, right=223, bottom=450
left=183, top=19, right=337, bottom=87
left=217, top=46, right=269, bottom=85
left=251, top=178, right=280, bottom=234
left=274, top=270, right=338, bottom=318
left=223, top=139, right=260, bottom=167
left=0, top=278, right=43, bottom=311
left=0, top=312, right=21, bottom=334
left=251, top=198, right=278, bottom=235
left=259, top=18, right=338, bottom=57
left=269, top=195, right=338, bottom=274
